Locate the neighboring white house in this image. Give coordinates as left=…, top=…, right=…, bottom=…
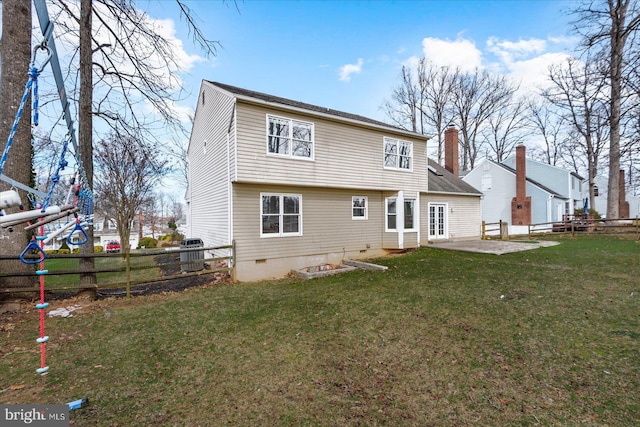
left=501, top=154, right=585, bottom=213
left=187, top=81, right=482, bottom=281
left=463, top=146, right=584, bottom=234
left=592, top=173, right=640, bottom=218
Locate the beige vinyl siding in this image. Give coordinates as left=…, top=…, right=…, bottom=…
left=233, top=183, right=385, bottom=262
left=420, top=194, right=482, bottom=243
left=187, top=83, right=235, bottom=247
left=234, top=102, right=427, bottom=193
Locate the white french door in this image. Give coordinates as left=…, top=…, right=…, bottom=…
left=429, top=203, right=448, bottom=239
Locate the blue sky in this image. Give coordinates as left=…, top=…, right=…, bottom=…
left=143, top=0, right=579, bottom=122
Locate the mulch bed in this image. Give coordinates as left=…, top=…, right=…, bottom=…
left=95, top=253, right=229, bottom=299
left=36, top=253, right=229, bottom=301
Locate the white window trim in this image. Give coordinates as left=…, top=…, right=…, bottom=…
left=383, top=137, right=413, bottom=172
left=352, top=196, right=368, bottom=220
left=266, top=114, right=315, bottom=161
left=385, top=197, right=398, bottom=232
left=260, top=193, right=303, bottom=238
left=404, top=198, right=417, bottom=231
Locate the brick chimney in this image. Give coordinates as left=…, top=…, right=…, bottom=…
left=444, top=125, right=459, bottom=176
left=619, top=169, right=630, bottom=218
left=511, top=145, right=532, bottom=225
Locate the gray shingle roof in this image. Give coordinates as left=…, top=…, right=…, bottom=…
left=428, top=159, right=482, bottom=195
left=208, top=81, right=423, bottom=137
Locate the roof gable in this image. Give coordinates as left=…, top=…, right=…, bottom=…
left=503, top=155, right=584, bottom=181
left=485, top=159, right=565, bottom=198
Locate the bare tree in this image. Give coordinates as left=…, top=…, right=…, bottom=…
left=417, top=60, right=458, bottom=162
left=543, top=56, right=609, bottom=211
left=78, top=0, right=95, bottom=289
left=526, top=98, right=569, bottom=166
left=49, top=0, right=223, bottom=142
left=482, top=97, right=528, bottom=162
left=381, top=65, right=422, bottom=133
left=94, top=131, right=169, bottom=254
left=382, top=60, right=457, bottom=161
left=572, top=0, right=640, bottom=218
left=451, top=68, right=519, bottom=170
left=0, top=0, right=33, bottom=289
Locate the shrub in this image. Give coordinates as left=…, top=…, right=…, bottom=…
left=72, top=248, right=80, bottom=254
left=574, top=208, right=602, bottom=219
left=45, top=249, right=58, bottom=255
left=58, top=248, right=71, bottom=255
left=94, top=245, right=104, bottom=253
left=138, top=237, right=157, bottom=249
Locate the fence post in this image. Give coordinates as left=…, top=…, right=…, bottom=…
left=482, top=221, right=486, bottom=240
left=125, top=249, right=131, bottom=298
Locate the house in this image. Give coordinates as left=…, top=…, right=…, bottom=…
left=91, top=216, right=140, bottom=249
left=463, top=145, right=584, bottom=234
left=187, top=81, right=482, bottom=281
left=592, top=171, right=640, bottom=218
left=501, top=152, right=585, bottom=215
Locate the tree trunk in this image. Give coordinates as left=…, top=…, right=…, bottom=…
left=606, top=0, right=626, bottom=219
left=78, top=0, right=96, bottom=295
left=0, top=0, right=34, bottom=290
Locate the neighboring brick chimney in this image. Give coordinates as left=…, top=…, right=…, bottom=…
left=619, top=169, right=630, bottom=218
left=444, top=125, right=459, bottom=176
left=511, top=145, right=532, bottom=225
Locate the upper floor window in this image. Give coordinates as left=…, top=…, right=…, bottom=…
left=267, top=115, right=314, bottom=160
left=261, top=193, right=302, bottom=237
left=383, top=137, right=412, bottom=171
left=352, top=196, right=368, bottom=220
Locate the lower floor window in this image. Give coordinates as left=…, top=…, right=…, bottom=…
left=352, top=196, right=368, bottom=219
left=404, top=198, right=415, bottom=230
left=386, top=197, right=416, bottom=231
left=261, top=193, right=302, bottom=237
left=386, top=198, right=397, bottom=230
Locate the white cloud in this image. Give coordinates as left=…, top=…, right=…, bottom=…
left=421, top=37, right=483, bottom=72
left=505, top=51, right=573, bottom=94
left=339, top=58, right=364, bottom=82
left=487, top=37, right=547, bottom=64
left=150, top=18, right=205, bottom=73
left=548, top=35, right=579, bottom=46
left=404, top=34, right=574, bottom=96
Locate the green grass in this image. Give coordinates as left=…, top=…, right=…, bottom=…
left=43, top=253, right=161, bottom=289
left=1, top=234, right=639, bottom=426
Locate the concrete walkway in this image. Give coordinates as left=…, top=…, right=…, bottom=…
left=425, top=239, right=560, bottom=255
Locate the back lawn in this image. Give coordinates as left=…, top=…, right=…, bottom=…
left=1, top=234, right=638, bottom=425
